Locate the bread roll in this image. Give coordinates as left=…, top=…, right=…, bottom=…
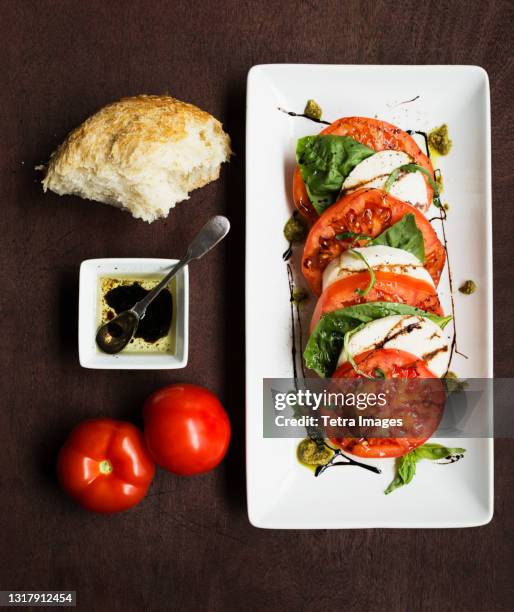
left=42, top=95, right=231, bottom=222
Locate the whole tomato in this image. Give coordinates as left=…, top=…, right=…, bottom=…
left=57, top=418, right=155, bottom=513
left=143, top=384, right=231, bottom=476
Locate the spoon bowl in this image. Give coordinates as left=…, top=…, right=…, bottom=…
left=96, top=310, right=139, bottom=354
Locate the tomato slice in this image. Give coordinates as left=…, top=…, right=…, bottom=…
left=310, top=271, right=443, bottom=332
left=293, top=116, right=435, bottom=220
left=302, top=188, right=445, bottom=295
left=323, top=116, right=434, bottom=177
left=334, top=348, right=437, bottom=378
left=293, top=167, right=319, bottom=224
left=327, top=349, right=445, bottom=458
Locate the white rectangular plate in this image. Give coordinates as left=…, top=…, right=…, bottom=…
left=246, top=64, right=493, bottom=528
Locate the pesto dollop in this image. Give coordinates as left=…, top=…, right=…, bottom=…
left=428, top=124, right=452, bottom=156
left=459, top=280, right=477, bottom=295
left=297, top=438, right=333, bottom=466
left=304, top=99, right=322, bottom=121
left=444, top=371, right=468, bottom=394
left=283, top=212, right=308, bottom=243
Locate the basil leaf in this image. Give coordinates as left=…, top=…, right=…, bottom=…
left=296, top=135, right=375, bottom=215
left=385, top=454, right=417, bottom=494
left=384, top=474, right=405, bottom=495
left=385, top=443, right=467, bottom=495
left=348, top=249, right=376, bottom=297
left=304, top=302, right=452, bottom=378
left=370, top=214, right=425, bottom=262
left=374, top=367, right=386, bottom=379
left=398, top=454, right=417, bottom=484
left=384, top=163, right=439, bottom=194
left=385, top=163, right=442, bottom=208
left=342, top=322, right=373, bottom=379
left=413, top=443, right=466, bottom=461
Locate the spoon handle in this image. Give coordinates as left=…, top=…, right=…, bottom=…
left=131, top=215, right=230, bottom=318
left=131, top=258, right=187, bottom=317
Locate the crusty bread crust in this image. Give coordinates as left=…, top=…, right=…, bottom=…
left=42, top=95, right=231, bottom=221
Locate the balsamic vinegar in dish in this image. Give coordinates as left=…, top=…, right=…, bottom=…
left=99, top=277, right=176, bottom=354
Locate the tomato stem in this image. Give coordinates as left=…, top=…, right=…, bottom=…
left=99, top=459, right=113, bottom=475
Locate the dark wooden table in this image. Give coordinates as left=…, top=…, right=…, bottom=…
left=2, top=1, right=513, bottom=610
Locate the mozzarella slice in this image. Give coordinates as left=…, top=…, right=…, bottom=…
left=342, top=150, right=430, bottom=210
left=322, top=245, right=434, bottom=292
left=343, top=151, right=411, bottom=190
left=337, top=314, right=450, bottom=377
left=389, top=172, right=429, bottom=209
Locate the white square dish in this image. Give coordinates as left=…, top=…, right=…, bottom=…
left=79, top=258, right=188, bottom=369
left=246, top=65, right=493, bottom=529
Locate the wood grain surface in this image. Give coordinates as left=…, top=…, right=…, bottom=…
left=1, top=1, right=513, bottom=610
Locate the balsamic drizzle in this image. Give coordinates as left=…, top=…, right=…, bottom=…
left=374, top=321, right=422, bottom=350
left=391, top=95, right=420, bottom=107
left=406, top=129, right=430, bottom=154
left=286, top=264, right=298, bottom=384
left=431, top=209, right=468, bottom=362
left=435, top=453, right=465, bottom=465
left=286, top=261, right=308, bottom=382
left=296, top=292, right=306, bottom=381
left=405, top=129, right=466, bottom=365
left=418, top=131, right=468, bottom=364
left=277, top=107, right=331, bottom=125
left=314, top=441, right=382, bottom=477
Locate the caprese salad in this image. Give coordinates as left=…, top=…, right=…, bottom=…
left=287, top=112, right=465, bottom=492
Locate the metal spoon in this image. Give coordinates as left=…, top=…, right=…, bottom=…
left=96, top=215, right=230, bottom=354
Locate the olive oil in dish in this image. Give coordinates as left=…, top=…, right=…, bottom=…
left=98, top=276, right=176, bottom=354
